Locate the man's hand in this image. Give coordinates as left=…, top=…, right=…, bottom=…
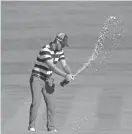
left=60, top=74, right=75, bottom=87
left=65, top=74, right=75, bottom=81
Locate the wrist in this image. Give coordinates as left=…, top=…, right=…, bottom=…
left=64, top=73, right=68, bottom=78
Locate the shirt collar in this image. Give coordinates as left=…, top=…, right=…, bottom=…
left=48, top=42, right=62, bottom=53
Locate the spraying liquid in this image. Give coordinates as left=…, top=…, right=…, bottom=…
left=72, top=16, right=126, bottom=131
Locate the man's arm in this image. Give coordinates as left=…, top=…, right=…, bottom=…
left=59, top=59, right=71, bottom=74
left=46, top=59, right=74, bottom=82
left=45, top=59, right=67, bottom=78
left=59, top=59, right=75, bottom=87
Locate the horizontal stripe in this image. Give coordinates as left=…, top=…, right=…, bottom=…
left=37, top=57, right=52, bottom=63
left=34, top=67, right=52, bottom=75
left=32, top=70, right=52, bottom=77
left=38, top=55, right=52, bottom=60
left=56, top=50, right=64, bottom=55
left=59, top=55, right=65, bottom=58
left=32, top=70, right=47, bottom=77
left=59, top=53, right=65, bottom=57
left=39, top=50, right=53, bottom=56
left=59, top=57, right=65, bottom=61
left=41, top=47, right=54, bottom=54
left=34, top=64, right=49, bottom=71
left=38, top=54, right=52, bottom=59
left=34, top=67, right=40, bottom=72
left=43, top=54, right=52, bottom=58
left=35, top=61, right=49, bottom=68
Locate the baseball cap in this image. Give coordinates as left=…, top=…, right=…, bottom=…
left=55, top=33, right=69, bottom=47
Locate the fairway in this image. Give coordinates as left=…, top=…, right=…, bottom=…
left=1, top=1, right=132, bottom=134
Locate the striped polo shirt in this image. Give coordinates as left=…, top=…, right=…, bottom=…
left=32, top=42, right=65, bottom=79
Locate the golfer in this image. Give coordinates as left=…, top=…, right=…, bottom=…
left=28, top=33, right=74, bottom=132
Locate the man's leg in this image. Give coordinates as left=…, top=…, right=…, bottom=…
left=42, top=77, right=56, bottom=131
left=29, top=76, right=44, bottom=128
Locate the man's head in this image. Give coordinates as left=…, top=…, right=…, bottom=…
left=54, top=33, right=69, bottom=51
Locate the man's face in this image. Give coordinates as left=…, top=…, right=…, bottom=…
left=60, top=41, right=66, bottom=48
left=56, top=41, right=63, bottom=51
left=62, top=35, right=68, bottom=47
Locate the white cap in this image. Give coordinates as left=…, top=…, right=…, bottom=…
left=55, top=33, right=69, bottom=47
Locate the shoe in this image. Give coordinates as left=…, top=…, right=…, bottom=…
left=49, top=129, right=58, bottom=132
left=28, top=126, right=36, bottom=132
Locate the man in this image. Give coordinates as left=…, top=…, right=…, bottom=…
left=28, top=33, right=74, bottom=132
